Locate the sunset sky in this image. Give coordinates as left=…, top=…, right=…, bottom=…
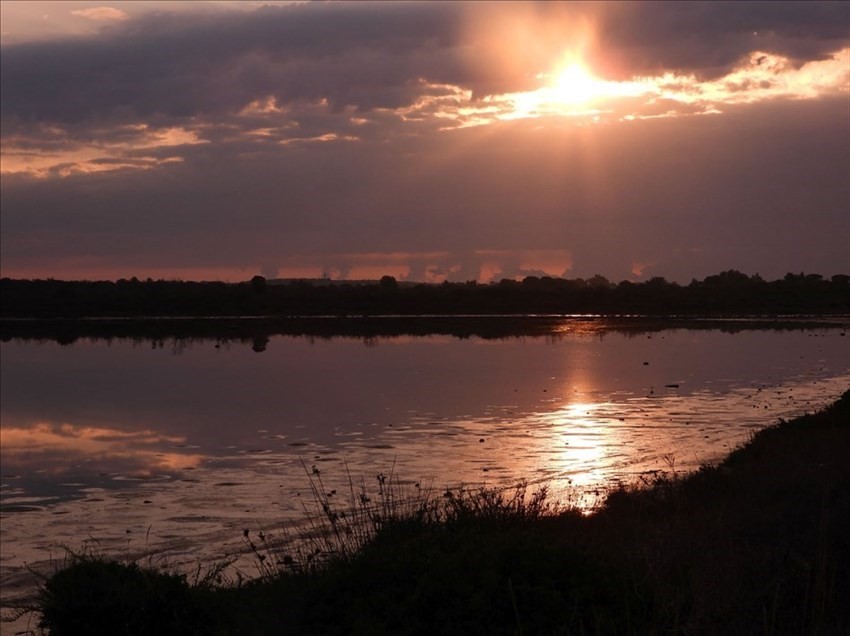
left=1, top=1, right=848, bottom=283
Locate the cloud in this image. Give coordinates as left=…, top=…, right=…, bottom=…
left=4, top=43, right=847, bottom=181
left=1, top=2, right=848, bottom=283
left=70, top=7, right=129, bottom=22
left=1, top=123, right=203, bottom=177
left=0, top=2, right=465, bottom=127
left=590, top=2, right=850, bottom=79
left=2, top=2, right=847, bottom=129
left=2, top=92, right=847, bottom=282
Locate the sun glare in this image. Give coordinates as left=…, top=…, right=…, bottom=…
left=552, top=63, right=599, bottom=105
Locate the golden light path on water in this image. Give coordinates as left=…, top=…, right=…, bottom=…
left=372, top=376, right=850, bottom=510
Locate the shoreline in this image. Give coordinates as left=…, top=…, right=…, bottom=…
left=3, top=314, right=848, bottom=346
left=15, top=390, right=850, bottom=634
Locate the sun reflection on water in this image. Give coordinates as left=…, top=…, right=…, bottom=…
left=536, top=400, right=626, bottom=497
left=549, top=402, right=608, bottom=481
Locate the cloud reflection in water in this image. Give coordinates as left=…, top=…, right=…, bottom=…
left=0, top=421, right=204, bottom=487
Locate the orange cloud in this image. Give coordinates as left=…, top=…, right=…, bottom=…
left=411, top=47, right=850, bottom=129
left=70, top=7, right=129, bottom=22
left=1, top=124, right=205, bottom=178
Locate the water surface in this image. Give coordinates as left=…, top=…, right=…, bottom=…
left=1, top=322, right=848, bottom=622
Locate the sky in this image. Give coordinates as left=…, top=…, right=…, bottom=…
left=1, top=1, right=848, bottom=283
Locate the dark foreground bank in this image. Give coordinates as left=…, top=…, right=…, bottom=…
left=23, top=392, right=850, bottom=635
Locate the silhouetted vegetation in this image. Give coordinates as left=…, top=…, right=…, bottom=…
left=1, top=270, right=848, bottom=321
left=26, top=392, right=850, bottom=635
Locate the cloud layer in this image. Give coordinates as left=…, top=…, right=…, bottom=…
left=1, top=1, right=848, bottom=282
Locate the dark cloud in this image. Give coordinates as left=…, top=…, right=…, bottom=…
left=592, top=1, right=850, bottom=80
left=0, top=2, right=466, bottom=127
left=2, top=1, right=847, bottom=130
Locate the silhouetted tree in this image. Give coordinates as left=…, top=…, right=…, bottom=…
left=587, top=274, right=613, bottom=289
left=379, top=275, right=398, bottom=290
left=251, top=275, right=267, bottom=293
left=1, top=270, right=847, bottom=319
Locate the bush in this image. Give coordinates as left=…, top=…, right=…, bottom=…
left=38, top=555, right=212, bottom=636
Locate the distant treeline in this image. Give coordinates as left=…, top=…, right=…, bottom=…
left=1, top=271, right=849, bottom=319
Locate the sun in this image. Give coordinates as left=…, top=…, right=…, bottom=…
left=503, top=58, right=651, bottom=120
left=551, top=63, right=599, bottom=105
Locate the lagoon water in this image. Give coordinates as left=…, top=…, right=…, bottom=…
left=1, top=321, right=849, bottom=624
